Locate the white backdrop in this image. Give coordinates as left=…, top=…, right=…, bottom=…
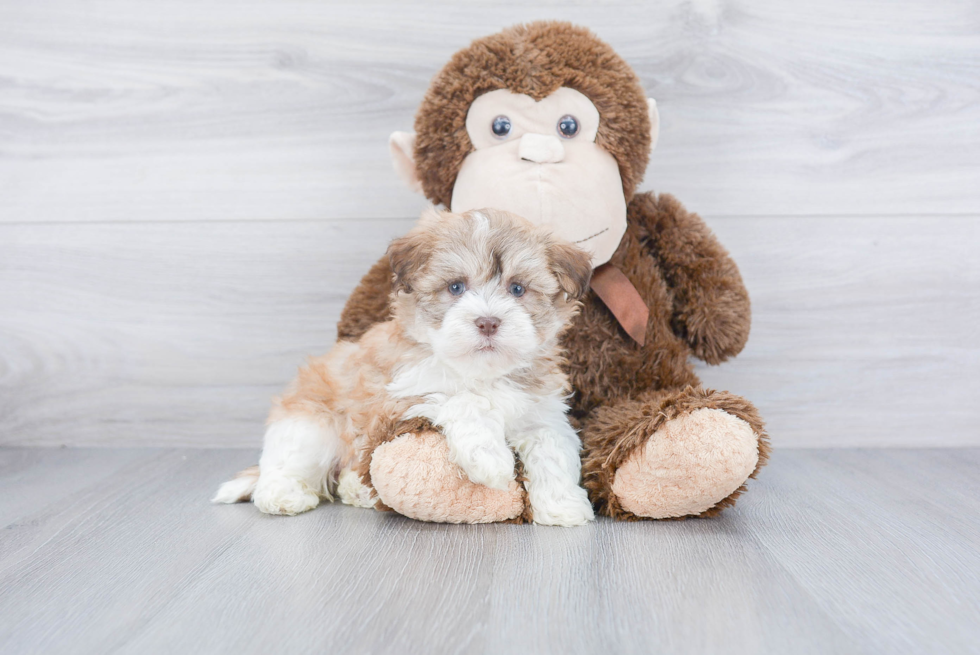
left=1, top=0, right=977, bottom=447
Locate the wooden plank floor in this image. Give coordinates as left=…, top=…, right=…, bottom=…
left=0, top=448, right=977, bottom=654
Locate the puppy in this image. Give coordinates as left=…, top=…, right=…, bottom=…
left=213, top=207, right=595, bottom=526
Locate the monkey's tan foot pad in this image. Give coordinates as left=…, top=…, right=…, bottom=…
left=611, top=408, right=759, bottom=519
left=370, top=431, right=525, bottom=524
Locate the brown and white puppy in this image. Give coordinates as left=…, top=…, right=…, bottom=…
left=213, top=208, right=595, bottom=526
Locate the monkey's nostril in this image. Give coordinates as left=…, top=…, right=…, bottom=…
left=475, top=316, right=501, bottom=337
left=518, top=133, right=565, bottom=164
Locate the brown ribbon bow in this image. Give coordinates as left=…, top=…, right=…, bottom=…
left=589, top=263, right=649, bottom=346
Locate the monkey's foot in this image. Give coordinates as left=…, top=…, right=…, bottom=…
left=370, top=431, right=526, bottom=524
left=582, top=387, right=769, bottom=520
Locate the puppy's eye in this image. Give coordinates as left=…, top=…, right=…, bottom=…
left=509, top=282, right=525, bottom=297
left=557, top=114, right=579, bottom=138
left=448, top=281, right=466, bottom=296
left=491, top=115, right=512, bottom=138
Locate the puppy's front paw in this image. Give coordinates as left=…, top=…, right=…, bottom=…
left=455, top=442, right=516, bottom=491
left=531, top=486, right=595, bottom=527
left=252, top=474, right=319, bottom=516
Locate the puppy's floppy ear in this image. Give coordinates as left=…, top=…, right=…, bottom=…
left=387, top=230, right=432, bottom=292
left=549, top=241, right=594, bottom=300
left=388, top=210, right=444, bottom=291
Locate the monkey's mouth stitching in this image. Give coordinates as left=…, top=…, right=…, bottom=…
left=574, top=228, right=609, bottom=244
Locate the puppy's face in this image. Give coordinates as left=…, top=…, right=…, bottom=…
left=387, top=208, right=593, bottom=377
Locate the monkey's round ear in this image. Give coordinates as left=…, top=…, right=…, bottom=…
left=549, top=241, right=594, bottom=301
left=389, top=131, right=423, bottom=193
left=647, top=99, right=660, bottom=152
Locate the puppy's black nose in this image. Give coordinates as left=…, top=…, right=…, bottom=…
left=475, top=316, right=500, bottom=337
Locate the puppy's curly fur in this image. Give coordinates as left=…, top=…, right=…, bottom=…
left=214, top=208, right=596, bottom=527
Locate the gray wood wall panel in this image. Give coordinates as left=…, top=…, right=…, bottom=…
left=1, top=0, right=978, bottom=222
left=1, top=216, right=976, bottom=447
left=0, top=218, right=412, bottom=447
left=1, top=1, right=977, bottom=447
left=697, top=215, right=980, bottom=447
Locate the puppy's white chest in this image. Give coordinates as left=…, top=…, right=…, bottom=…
left=392, top=364, right=531, bottom=428
left=474, top=383, right=535, bottom=426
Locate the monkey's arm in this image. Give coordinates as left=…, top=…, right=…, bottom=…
left=336, top=254, right=394, bottom=341
left=629, top=192, right=751, bottom=364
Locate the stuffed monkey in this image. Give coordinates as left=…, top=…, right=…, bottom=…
left=340, top=21, right=769, bottom=522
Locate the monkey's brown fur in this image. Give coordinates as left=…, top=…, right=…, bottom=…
left=338, top=22, right=769, bottom=520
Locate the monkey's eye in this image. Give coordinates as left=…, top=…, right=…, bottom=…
left=491, top=115, right=512, bottom=138
left=448, top=281, right=467, bottom=296
left=557, top=115, right=579, bottom=138
left=509, top=282, right=525, bottom=297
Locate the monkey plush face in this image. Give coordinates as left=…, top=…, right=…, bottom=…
left=450, top=88, right=627, bottom=267
left=388, top=21, right=658, bottom=268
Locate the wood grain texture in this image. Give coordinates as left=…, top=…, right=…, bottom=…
left=1, top=1, right=978, bottom=448
left=696, top=215, right=980, bottom=447
left=0, top=447, right=977, bottom=655
left=0, top=447, right=149, bottom=527
left=1, top=0, right=978, bottom=222
left=1, top=216, right=977, bottom=448
left=0, top=217, right=414, bottom=447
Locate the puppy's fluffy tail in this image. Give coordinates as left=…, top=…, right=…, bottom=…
left=211, top=465, right=260, bottom=504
